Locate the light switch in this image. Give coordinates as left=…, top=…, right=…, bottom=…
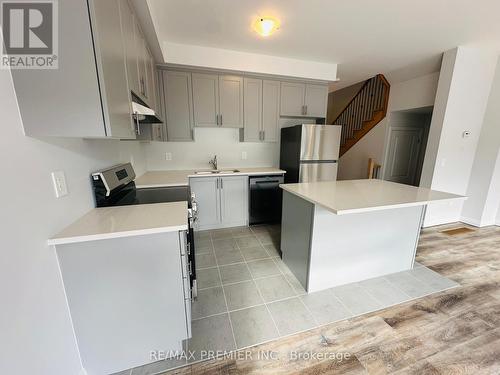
left=51, top=171, right=68, bottom=198
left=165, top=152, right=172, bottom=161
left=241, top=151, right=247, bottom=160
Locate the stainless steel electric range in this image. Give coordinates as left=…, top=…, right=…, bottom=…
left=91, top=163, right=198, bottom=298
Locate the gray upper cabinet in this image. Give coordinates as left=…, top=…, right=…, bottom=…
left=145, top=48, right=157, bottom=111
left=242, top=79, right=279, bottom=142
left=262, top=80, right=280, bottom=142
left=120, top=0, right=140, bottom=98
left=10, top=0, right=161, bottom=139
left=280, top=81, right=328, bottom=118
left=280, top=82, right=306, bottom=117
left=192, top=74, right=243, bottom=128
left=243, top=78, right=263, bottom=142
left=219, top=75, right=244, bottom=128
left=163, top=71, right=194, bottom=141
left=90, top=0, right=135, bottom=139
left=304, top=84, right=328, bottom=118
left=12, top=0, right=135, bottom=138
left=192, top=73, right=219, bottom=127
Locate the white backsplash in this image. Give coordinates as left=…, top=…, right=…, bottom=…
left=144, top=118, right=315, bottom=170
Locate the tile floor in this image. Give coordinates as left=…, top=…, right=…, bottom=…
left=116, top=224, right=459, bottom=375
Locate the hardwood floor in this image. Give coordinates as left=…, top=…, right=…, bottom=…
left=163, top=223, right=500, bottom=374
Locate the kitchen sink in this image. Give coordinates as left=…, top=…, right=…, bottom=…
left=194, top=169, right=240, bottom=175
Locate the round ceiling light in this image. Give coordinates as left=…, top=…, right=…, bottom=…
left=253, top=17, right=280, bottom=37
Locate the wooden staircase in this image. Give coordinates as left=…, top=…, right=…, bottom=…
left=332, top=74, right=390, bottom=156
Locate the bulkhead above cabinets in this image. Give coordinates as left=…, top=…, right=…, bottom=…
left=11, top=0, right=161, bottom=140
left=156, top=67, right=329, bottom=143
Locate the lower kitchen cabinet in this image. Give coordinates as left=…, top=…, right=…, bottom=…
left=190, top=176, right=248, bottom=230
left=189, top=177, right=220, bottom=229
left=219, top=176, right=249, bottom=227
left=54, top=231, right=190, bottom=375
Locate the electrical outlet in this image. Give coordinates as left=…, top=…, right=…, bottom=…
left=165, top=152, right=172, bottom=161
left=51, top=171, right=68, bottom=198
left=241, top=151, right=247, bottom=160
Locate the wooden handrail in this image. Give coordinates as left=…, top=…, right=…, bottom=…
left=332, top=78, right=371, bottom=124
left=332, top=74, right=390, bottom=157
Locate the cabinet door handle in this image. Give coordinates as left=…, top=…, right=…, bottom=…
left=216, top=178, right=219, bottom=189
left=262, top=130, right=265, bottom=141
left=305, top=105, right=308, bottom=115
left=134, top=113, right=141, bottom=136
left=219, top=114, right=223, bottom=126
left=220, top=178, right=223, bottom=189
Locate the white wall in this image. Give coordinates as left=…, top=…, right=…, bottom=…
left=337, top=72, right=439, bottom=180
left=161, top=42, right=338, bottom=81
left=145, top=118, right=314, bottom=170
left=422, top=47, right=499, bottom=227
left=0, top=70, right=147, bottom=375
left=461, top=57, right=500, bottom=226
left=327, top=81, right=364, bottom=124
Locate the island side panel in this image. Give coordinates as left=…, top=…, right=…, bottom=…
left=281, top=190, right=315, bottom=290
left=56, top=232, right=187, bottom=375
left=307, top=204, right=425, bottom=292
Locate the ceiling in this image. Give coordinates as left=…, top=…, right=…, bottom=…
left=147, top=0, right=500, bottom=90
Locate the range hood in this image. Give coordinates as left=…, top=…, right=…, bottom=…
left=131, top=94, right=162, bottom=124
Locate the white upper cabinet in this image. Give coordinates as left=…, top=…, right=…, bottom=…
left=280, top=81, right=328, bottom=118
left=243, top=78, right=263, bottom=142
left=219, top=75, right=244, bottom=128
left=262, top=80, right=280, bottom=142
left=163, top=71, right=194, bottom=141
left=192, top=73, right=220, bottom=127
left=304, top=84, right=329, bottom=118
left=280, top=82, right=306, bottom=117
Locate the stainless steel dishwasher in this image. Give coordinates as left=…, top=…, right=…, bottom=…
left=249, top=175, right=284, bottom=225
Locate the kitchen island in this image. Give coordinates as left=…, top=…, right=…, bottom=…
left=280, top=179, right=465, bottom=293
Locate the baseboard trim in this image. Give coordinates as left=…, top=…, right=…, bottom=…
left=460, top=216, right=497, bottom=228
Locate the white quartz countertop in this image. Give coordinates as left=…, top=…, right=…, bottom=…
left=135, top=167, right=286, bottom=188
left=48, top=202, right=188, bottom=245
left=280, top=179, right=466, bottom=215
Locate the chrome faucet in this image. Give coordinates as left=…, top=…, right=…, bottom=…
left=209, top=155, right=218, bottom=170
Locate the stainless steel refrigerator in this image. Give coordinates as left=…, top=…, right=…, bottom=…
left=280, top=124, right=342, bottom=183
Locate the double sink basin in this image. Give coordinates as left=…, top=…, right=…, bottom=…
left=194, top=169, right=240, bottom=175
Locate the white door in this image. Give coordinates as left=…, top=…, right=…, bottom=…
left=219, top=75, right=244, bottom=128
left=385, top=127, right=423, bottom=186
left=163, top=71, right=193, bottom=141
left=220, top=176, right=249, bottom=227
left=192, top=73, right=219, bottom=127
left=243, top=78, right=262, bottom=141
left=262, top=80, right=280, bottom=142
left=189, top=177, right=220, bottom=229
left=304, top=84, right=328, bottom=118
left=280, top=82, right=306, bottom=116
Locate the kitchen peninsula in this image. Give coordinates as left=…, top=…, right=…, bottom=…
left=280, top=179, right=465, bottom=292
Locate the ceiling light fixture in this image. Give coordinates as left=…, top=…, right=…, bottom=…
left=253, top=17, right=280, bottom=37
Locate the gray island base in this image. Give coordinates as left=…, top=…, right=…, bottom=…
left=280, top=180, right=465, bottom=293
